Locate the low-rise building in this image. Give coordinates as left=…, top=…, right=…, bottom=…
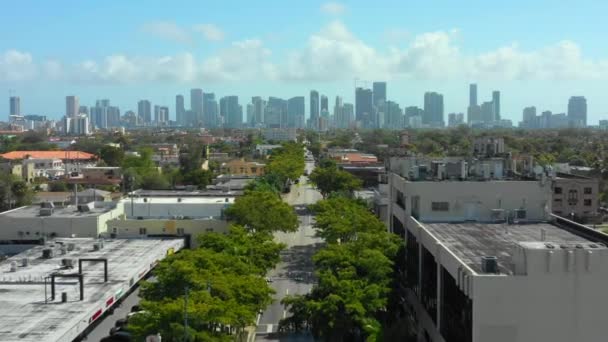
left=220, top=159, right=265, bottom=176
left=263, top=128, right=297, bottom=142
left=552, top=172, right=599, bottom=222
left=108, top=191, right=235, bottom=247
left=255, top=144, right=282, bottom=157
left=70, top=189, right=112, bottom=204
left=0, top=201, right=124, bottom=242
left=388, top=155, right=608, bottom=342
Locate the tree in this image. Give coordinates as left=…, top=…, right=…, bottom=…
left=224, top=190, right=298, bottom=235
left=99, top=145, right=125, bottom=166
left=266, top=142, right=305, bottom=182
left=0, top=175, right=34, bottom=210
left=197, top=225, right=285, bottom=275
left=280, top=196, right=403, bottom=341
left=309, top=160, right=362, bottom=198
left=310, top=197, right=386, bottom=243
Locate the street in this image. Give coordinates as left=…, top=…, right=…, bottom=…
left=84, top=285, right=142, bottom=341
left=255, top=160, right=322, bottom=341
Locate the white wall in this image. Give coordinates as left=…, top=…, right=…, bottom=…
left=390, top=173, right=552, bottom=223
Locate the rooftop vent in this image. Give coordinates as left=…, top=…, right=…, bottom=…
left=21, top=258, right=29, bottom=267
left=10, top=261, right=17, bottom=272
left=77, top=204, right=90, bottom=212
left=61, top=258, right=74, bottom=268
left=39, top=208, right=54, bottom=216
left=67, top=243, right=76, bottom=251
left=481, top=256, right=499, bottom=274
left=42, top=248, right=54, bottom=259
left=177, top=198, right=182, bottom=203
left=40, top=201, right=55, bottom=209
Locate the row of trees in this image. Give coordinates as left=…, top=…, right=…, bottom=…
left=279, top=196, right=410, bottom=341
left=127, top=146, right=302, bottom=341
left=246, top=142, right=306, bottom=194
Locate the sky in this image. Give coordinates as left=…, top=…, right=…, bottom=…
left=2, top=0, right=608, bottom=123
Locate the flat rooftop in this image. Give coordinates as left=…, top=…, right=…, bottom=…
left=1, top=204, right=117, bottom=218
left=131, top=189, right=240, bottom=197
left=123, top=196, right=234, bottom=204
left=0, top=237, right=184, bottom=342
left=423, top=222, right=591, bottom=274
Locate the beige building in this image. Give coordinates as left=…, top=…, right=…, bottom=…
left=552, top=172, right=599, bottom=222
left=0, top=160, right=36, bottom=183
left=220, top=159, right=265, bottom=176
left=109, top=218, right=229, bottom=248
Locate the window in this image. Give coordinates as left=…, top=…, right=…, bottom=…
left=206, top=228, right=214, bottom=232
left=177, top=228, right=185, bottom=236
left=568, top=189, right=579, bottom=205
left=584, top=187, right=592, bottom=194
left=139, top=228, right=147, bottom=235
left=112, top=227, right=117, bottom=234
left=554, top=198, right=563, bottom=207
left=251, top=167, right=257, bottom=174
left=584, top=199, right=592, bottom=206
left=554, top=187, right=562, bottom=194
left=432, top=202, right=449, bottom=212
left=395, top=190, right=406, bottom=210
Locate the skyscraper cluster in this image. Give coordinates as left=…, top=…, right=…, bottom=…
left=467, top=84, right=502, bottom=127
left=6, top=82, right=595, bottom=134
left=520, top=96, right=587, bottom=129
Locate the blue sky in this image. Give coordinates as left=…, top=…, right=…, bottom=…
left=1, top=0, right=608, bottom=123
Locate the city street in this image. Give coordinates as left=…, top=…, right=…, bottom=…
left=255, top=160, right=322, bottom=341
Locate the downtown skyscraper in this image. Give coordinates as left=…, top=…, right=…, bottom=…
left=9, top=96, right=20, bottom=117
left=287, top=96, right=305, bottom=128
left=310, top=90, right=320, bottom=130
left=355, top=87, right=373, bottom=128
left=138, top=99, right=152, bottom=124
left=66, top=95, right=79, bottom=117
left=190, top=88, right=203, bottom=127
left=568, top=96, right=587, bottom=127
left=220, top=96, right=242, bottom=129
left=423, top=92, right=444, bottom=127
left=176, top=95, right=185, bottom=126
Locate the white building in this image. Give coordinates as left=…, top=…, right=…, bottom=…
left=263, top=128, right=297, bottom=142
left=0, top=201, right=124, bottom=242
left=389, top=156, right=608, bottom=342
left=22, top=158, right=65, bottom=178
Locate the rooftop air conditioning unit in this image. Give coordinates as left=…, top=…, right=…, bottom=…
left=177, top=198, right=182, bottom=203
left=481, top=256, right=499, bottom=274
left=77, top=204, right=90, bottom=212
left=39, top=208, right=54, bottom=216
left=491, top=209, right=505, bottom=222
left=62, top=258, right=74, bottom=268
left=515, top=209, right=527, bottom=220
left=42, top=248, right=54, bottom=259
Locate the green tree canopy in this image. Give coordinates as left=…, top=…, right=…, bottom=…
left=99, top=145, right=125, bottom=166
left=224, top=190, right=298, bottom=235
left=309, top=160, right=362, bottom=198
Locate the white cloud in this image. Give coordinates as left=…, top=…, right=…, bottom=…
left=2, top=21, right=608, bottom=84
left=142, top=21, right=191, bottom=44
left=193, top=24, right=225, bottom=42
left=0, top=50, right=38, bottom=81
left=320, top=2, right=346, bottom=15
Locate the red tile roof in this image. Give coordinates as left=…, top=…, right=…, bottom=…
left=0, top=150, right=97, bottom=160
left=344, top=153, right=378, bottom=164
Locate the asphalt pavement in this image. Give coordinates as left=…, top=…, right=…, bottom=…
left=255, top=160, right=322, bottom=341
left=83, top=285, right=142, bottom=341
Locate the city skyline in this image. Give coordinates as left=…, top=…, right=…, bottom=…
left=2, top=1, right=608, bottom=122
